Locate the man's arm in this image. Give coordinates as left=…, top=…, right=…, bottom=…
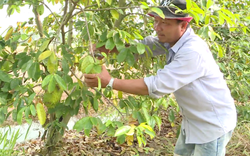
left=113, top=78, right=149, bottom=95
left=84, top=66, right=149, bottom=95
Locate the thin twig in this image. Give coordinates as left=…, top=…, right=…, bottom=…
left=39, top=1, right=60, bottom=26
left=78, top=5, right=95, bottom=58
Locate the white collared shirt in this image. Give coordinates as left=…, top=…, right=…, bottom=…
left=143, top=28, right=237, bottom=144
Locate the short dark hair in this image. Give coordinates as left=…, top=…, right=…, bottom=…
left=176, top=19, right=190, bottom=28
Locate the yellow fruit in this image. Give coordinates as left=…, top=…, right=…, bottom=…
left=43, top=85, right=63, bottom=108
left=36, top=103, right=46, bottom=126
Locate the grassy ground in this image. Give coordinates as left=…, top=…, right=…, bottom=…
left=227, top=121, right=250, bottom=156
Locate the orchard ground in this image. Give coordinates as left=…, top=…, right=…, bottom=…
left=7, top=99, right=250, bottom=156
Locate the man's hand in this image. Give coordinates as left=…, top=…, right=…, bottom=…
left=84, top=66, right=111, bottom=88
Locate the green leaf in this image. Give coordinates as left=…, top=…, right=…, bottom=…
left=142, top=107, right=150, bottom=123
left=128, top=96, right=137, bottom=107
left=25, top=107, right=31, bottom=119
left=28, top=62, right=40, bottom=80
left=28, top=93, right=36, bottom=104
left=126, top=51, right=135, bottom=66
left=107, top=30, right=116, bottom=38
left=21, top=60, right=33, bottom=72
left=137, top=43, right=146, bottom=55
left=97, top=77, right=101, bottom=91
left=48, top=77, right=56, bottom=93
left=37, top=5, right=44, bottom=15
left=168, top=109, right=175, bottom=123
left=39, top=39, right=50, bottom=52
left=10, top=79, right=20, bottom=89
left=114, top=125, right=131, bottom=137
left=73, top=117, right=93, bottom=136
left=91, top=96, right=98, bottom=112
left=62, top=58, right=69, bottom=74
left=119, top=100, right=126, bottom=109
left=92, top=64, right=102, bottom=74
left=42, top=74, right=53, bottom=88
left=206, top=0, right=213, bottom=9
left=38, top=50, right=52, bottom=62
left=105, top=38, right=115, bottom=50
left=21, top=34, right=29, bottom=40
left=30, top=104, right=36, bottom=116
left=85, top=64, right=94, bottom=74
left=110, top=10, right=119, bottom=20
left=54, top=74, right=67, bottom=90
left=153, top=115, right=162, bottom=131
left=106, top=0, right=112, bottom=5
left=186, top=0, right=192, bottom=10
left=140, top=2, right=149, bottom=9
left=117, top=135, right=126, bottom=144
left=90, top=117, right=98, bottom=126
left=0, top=70, right=11, bottom=82
left=205, top=15, right=210, bottom=24
left=144, top=129, right=155, bottom=139
left=117, top=48, right=128, bottom=63
left=17, top=107, right=26, bottom=125
left=150, top=7, right=165, bottom=19
left=137, top=136, right=142, bottom=147
left=96, top=0, right=100, bottom=7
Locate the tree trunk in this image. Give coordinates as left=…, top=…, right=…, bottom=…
left=114, top=0, right=126, bottom=28
left=44, top=113, right=71, bottom=155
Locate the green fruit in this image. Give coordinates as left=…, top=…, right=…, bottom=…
left=43, top=85, right=63, bottom=108
left=80, top=55, right=102, bottom=74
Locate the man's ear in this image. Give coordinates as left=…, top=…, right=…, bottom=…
left=181, top=21, right=188, bottom=31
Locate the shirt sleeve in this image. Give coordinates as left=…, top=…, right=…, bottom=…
left=140, top=36, right=168, bottom=56
left=144, top=50, right=207, bottom=98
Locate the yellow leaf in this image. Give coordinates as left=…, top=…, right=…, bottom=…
left=126, top=125, right=135, bottom=136
left=171, top=122, right=175, bottom=127
left=118, top=91, right=123, bottom=99
left=77, top=78, right=84, bottom=88
left=28, top=37, right=32, bottom=43
left=110, top=10, right=119, bottom=19
left=47, top=53, right=58, bottom=74
left=38, top=50, right=52, bottom=62
left=36, top=103, right=46, bottom=125
left=140, top=122, right=153, bottom=132
left=150, top=7, right=165, bottom=19
left=4, top=26, right=13, bottom=41
left=55, top=0, right=60, bottom=4
left=126, top=135, right=134, bottom=146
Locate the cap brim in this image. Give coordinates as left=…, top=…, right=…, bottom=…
left=148, top=12, right=193, bottom=22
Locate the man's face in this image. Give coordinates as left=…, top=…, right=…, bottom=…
left=154, top=16, right=186, bottom=46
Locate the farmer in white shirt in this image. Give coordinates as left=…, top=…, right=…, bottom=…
left=84, top=0, right=237, bottom=155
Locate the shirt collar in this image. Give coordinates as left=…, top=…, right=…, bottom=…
left=170, top=27, right=192, bottom=53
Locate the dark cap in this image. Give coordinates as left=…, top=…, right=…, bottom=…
left=148, top=0, right=193, bottom=22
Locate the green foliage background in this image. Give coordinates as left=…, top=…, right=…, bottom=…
left=0, top=0, right=249, bottom=153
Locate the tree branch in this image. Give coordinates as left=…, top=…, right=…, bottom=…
left=114, top=0, right=126, bottom=28
left=61, top=0, right=69, bottom=44
left=33, top=5, right=43, bottom=37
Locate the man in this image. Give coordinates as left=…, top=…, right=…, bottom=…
left=84, top=0, right=237, bottom=155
